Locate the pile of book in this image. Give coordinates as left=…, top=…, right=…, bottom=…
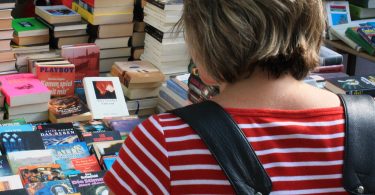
left=35, top=5, right=89, bottom=49
left=72, top=0, right=134, bottom=74
left=313, top=46, right=344, bottom=74
left=0, top=115, right=141, bottom=194
left=141, top=0, right=190, bottom=76
left=0, top=1, right=16, bottom=75
left=157, top=73, right=190, bottom=112
left=111, top=60, right=164, bottom=116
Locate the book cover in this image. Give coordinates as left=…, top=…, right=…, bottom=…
left=7, top=149, right=54, bottom=174
left=36, top=64, right=75, bottom=97
left=81, top=131, right=122, bottom=144
left=70, top=155, right=101, bottom=173
left=102, top=155, right=116, bottom=170
left=108, top=118, right=142, bottom=137
left=0, top=124, right=33, bottom=133
left=326, top=75, right=375, bottom=96
left=325, top=1, right=351, bottom=26
left=48, top=96, right=92, bottom=123
left=73, top=120, right=109, bottom=134
left=357, top=26, right=375, bottom=46
left=12, top=18, right=48, bottom=37
left=35, top=5, right=81, bottom=24
left=0, top=156, right=12, bottom=177
left=0, top=74, right=51, bottom=107
left=25, top=179, right=74, bottom=195
left=69, top=171, right=107, bottom=194
left=0, top=175, right=23, bottom=191
left=47, top=142, right=90, bottom=173
left=61, top=43, right=100, bottom=87
left=92, top=140, right=123, bottom=160
left=37, top=123, right=79, bottom=147
left=19, top=164, right=65, bottom=185
left=83, top=77, right=129, bottom=119
left=0, top=188, right=27, bottom=195
left=346, top=27, right=375, bottom=55
left=1, top=131, right=45, bottom=154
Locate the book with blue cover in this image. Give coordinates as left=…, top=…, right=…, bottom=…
left=0, top=156, right=12, bottom=177
left=166, top=79, right=188, bottom=100
left=25, top=179, right=74, bottom=195
left=69, top=171, right=108, bottom=194
left=37, top=123, right=79, bottom=147
left=0, top=124, right=33, bottom=133
left=1, top=131, right=45, bottom=154
left=47, top=142, right=90, bottom=175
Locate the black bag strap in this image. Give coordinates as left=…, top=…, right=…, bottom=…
left=338, top=94, right=375, bottom=195
left=171, top=100, right=272, bottom=195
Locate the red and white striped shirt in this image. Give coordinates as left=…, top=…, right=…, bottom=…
left=104, top=107, right=347, bottom=195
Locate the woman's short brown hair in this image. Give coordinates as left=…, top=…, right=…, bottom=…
left=181, top=0, right=325, bottom=83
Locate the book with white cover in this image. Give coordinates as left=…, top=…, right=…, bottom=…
left=0, top=175, right=23, bottom=191
left=83, top=77, right=129, bottom=119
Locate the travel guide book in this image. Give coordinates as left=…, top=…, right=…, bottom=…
left=0, top=74, right=51, bottom=107
left=36, top=123, right=79, bottom=147
left=83, top=77, right=129, bottom=119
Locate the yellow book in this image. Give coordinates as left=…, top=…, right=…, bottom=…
left=72, top=2, right=133, bottom=25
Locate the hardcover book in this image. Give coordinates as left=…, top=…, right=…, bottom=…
left=70, top=155, right=101, bottom=173
left=35, top=5, right=81, bottom=24
left=69, top=171, right=107, bottom=194
left=36, top=63, right=75, bottom=96
left=25, top=179, right=74, bottom=195
left=48, top=96, right=92, bottom=123
left=0, top=156, right=12, bottom=177
left=326, top=75, right=375, bottom=96
left=0, top=175, right=23, bottom=191
left=37, top=123, right=79, bottom=147
left=1, top=131, right=45, bottom=154
left=80, top=131, right=122, bottom=144
left=61, top=43, right=100, bottom=87
left=12, top=18, right=49, bottom=37
left=47, top=142, right=90, bottom=174
left=83, top=77, right=129, bottom=119
left=0, top=74, right=51, bottom=107
left=19, top=164, right=65, bottom=185
left=8, top=149, right=54, bottom=174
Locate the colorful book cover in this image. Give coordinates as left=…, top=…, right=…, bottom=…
left=357, top=26, right=375, bottom=46
left=346, top=27, right=375, bottom=55
left=0, top=119, right=26, bottom=126
left=7, top=149, right=54, bottom=174
left=102, top=155, right=116, bottom=170
left=36, top=64, right=75, bottom=97
left=326, top=75, right=375, bottom=96
left=0, top=124, right=33, bottom=133
left=37, top=123, right=79, bottom=147
left=93, top=140, right=123, bottom=160
left=0, top=156, right=12, bottom=177
left=73, top=120, right=109, bottom=134
left=69, top=171, right=108, bottom=194
left=81, top=131, right=122, bottom=144
left=1, top=131, right=45, bottom=154
left=37, top=5, right=78, bottom=16
left=12, top=18, right=48, bottom=36
left=83, top=77, right=129, bottom=119
left=25, top=179, right=74, bottom=195
left=61, top=43, right=100, bottom=87
left=48, top=96, right=91, bottom=121
left=47, top=142, right=90, bottom=174
left=71, top=155, right=101, bottom=173
left=0, top=74, right=51, bottom=107
left=19, top=164, right=65, bottom=185
left=108, top=118, right=142, bottom=136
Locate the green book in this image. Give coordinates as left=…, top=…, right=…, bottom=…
left=349, top=0, right=375, bottom=8
left=12, top=18, right=49, bottom=37
left=350, top=4, right=375, bottom=20
left=0, top=118, right=27, bottom=126
left=345, top=27, right=375, bottom=55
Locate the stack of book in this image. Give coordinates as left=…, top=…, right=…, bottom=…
left=0, top=73, right=51, bottom=122
left=35, top=5, right=89, bottom=49
left=72, top=0, right=134, bottom=74
left=130, top=0, right=146, bottom=60
left=313, top=46, right=344, bottom=74
left=345, top=23, right=375, bottom=55
left=141, top=0, right=190, bottom=76
left=157, top=73, right=190, bottom=112
left=0, top=1, right=16, bottom=75
left=111, top=60, right=164, bottom=116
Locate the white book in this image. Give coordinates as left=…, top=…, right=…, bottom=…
left=83, top=77, right=129, bottom=119
left=0, top=175, right=23, bottom=190
left=324, top=1, right=351, bottom=27
left=7, top=102, right=49, bottom=116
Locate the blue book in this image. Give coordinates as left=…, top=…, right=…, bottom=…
left=166, top=79, right=188, bottom=100
left=37, top=123, right=79, bottom=147
left=47, top=142, right=90, bottom=174
left=25, top=179, right=74, bottom=195
left=103, top=156, right=116, bottom=170
left=0, top=124, right=33, bottom=133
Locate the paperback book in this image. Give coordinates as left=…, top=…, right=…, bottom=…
left=326, top=75, right=375, bottom=96
left=8, top=149, right=54, bottom=174
left=12, top=18, right=49, bottom=37
left=19, top=164, right=65, bottom=185
left=1, top=131, right=45, bottom=154
left=25, top=179, right=74, bottom=195
left=37, top=123, right=79, bottom=147
left=69, top=171, right=107, bottom=195
left=0, top=156, right=12, bottom=177
left=0, top=175, right=23, bottom=192
left=70, top=155, right=101, bottom=173
left=72, top=120, right=109, bottom=134
left=35, top=5, right=81, bottom=24
left=80, top=131, right=122, bottom=145
left=48, top=96, right=92, bottom=123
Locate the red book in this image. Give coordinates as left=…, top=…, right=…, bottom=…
left=71, top=155, right=101, bottom=173
left=312, top=64, right=344, bottom=73
left=61, top=43, right=100, bottom=87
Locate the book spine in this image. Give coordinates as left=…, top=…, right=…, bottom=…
left=145, top=24, right=164, bottom=43
left=159, top=89, right=181, bottom=108
left=312, top=65, right=344, bottom=73
left=320, top=56, right=343, bottom=66
left=72, top=2, right=95, bottom=25
left=75, top=0, right=96, bottom=15
left=346, top=27, right=375, bottom=55
left=166, top=80, right=188, bottom=100
left=146, top=0, right=166, bottom=10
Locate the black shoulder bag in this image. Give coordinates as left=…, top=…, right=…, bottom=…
left=170, top=94, right=375, bottom=195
